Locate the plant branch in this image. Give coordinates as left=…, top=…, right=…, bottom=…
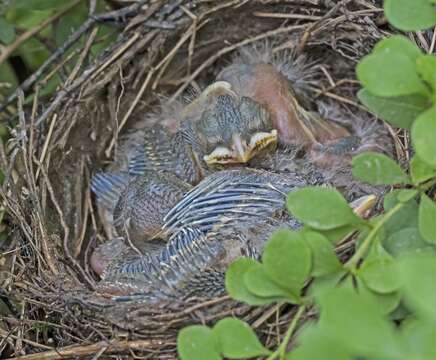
left=344, top=201, right=404, bottom=271
left=266, top=305, right=306, bottom=360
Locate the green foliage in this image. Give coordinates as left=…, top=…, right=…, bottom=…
left=352, top=152, right=410, bottom=185
left=178, top=1, right=436, bottom=359
left=419, top=194, right=436, bottom=243
left=384, top=0, right=436, bottom=31
left=178, top=326, right=221, bottom=360
left=356, top=37, right=428, bottom=97
left=357, top=90, right=430, bottom=129
left=177, top=319, right=270, bottom=360
left=0, top=0, right=117, bottom=99
left=287, top=187, right=361, bottom=230
left=304, top=232, right=341, bottom=277
left=226, top=258, right=282, bottom=305
left=262, top=230, right=310, bottom=298
left=412, top=105, right=436, bottom=167
left=212, top=318, right=271, bottom=358
left=0, top=16, right=15, bottom=44
left=410, top=155, right=436, bottom=184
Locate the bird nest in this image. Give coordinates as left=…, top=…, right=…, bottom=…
left=0, top=0, right=407, bottom=358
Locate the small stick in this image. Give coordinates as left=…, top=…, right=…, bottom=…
left=6, top=339, right=162, bottom=360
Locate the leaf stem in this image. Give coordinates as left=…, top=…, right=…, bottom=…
left=344, top=201, right=404, bottom=272
left=266, top=305, right=306, bottom=360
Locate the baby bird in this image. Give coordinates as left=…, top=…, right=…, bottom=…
left=90, top=43, right=392, bottom=301
left=92, top=168, right=375, bottom=302
left=124, top=43, right=391, bottom=195
left=92, top=168, right=306, bottom=300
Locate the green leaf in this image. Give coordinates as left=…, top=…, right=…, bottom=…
left=17, top=37, right=50, bottom=71
left=419, top=194, right=436, bottom=244
left=12, top=0, right=65, bottom=10
left=6, top=8, right=52, bottom=29
left=317, top=286, right=401, bottom=358
left=401, top=318, right=436, bottom=359
left=0, top=17, right=15, bottom=44
left=310, top=270, right=348, bottom=298
left=412, top=105, right=436, bottom=166
left=396, top=189, right=419, bottom=203
left=178, top=325, right=221, bottom=360
left=358, top=245, right=400, bottom=293
left=315, top=224, right=357, bottom=244
left=397, top=253, right=436, bottom=320
left=357, top=50, right=427, bottom=97
left=383, top=190, right=420, bottom=237
left=362, top=286, right=401, bottom=315
left=372, top=35, right=422, bottom=60
left=384, top=227, right=433, bottom=256
left=287, top=187, right=360, bottom=230
left=262, top=229, right=311, bottom=295
left=417, top=55, right=436, bottom=91
left=410, top=155, right=436, bottom=184
left=288, top=325, right=352, bottom=360
left=357, top=89, right=429, bottom=129
left=385, top=0, right=436, bottom=31
left=213, top=318, right=270, bottom=359
left=352, top=152, right=409, bottom=185
left=244, top=263, right=298, bottom=303
left=226, top=258, right=278, bottom=305
left=304, top=231, right=342, bottom=277
left=54, top=3, right=87, bottom=47
left=0, top=62, right=18, bottom=95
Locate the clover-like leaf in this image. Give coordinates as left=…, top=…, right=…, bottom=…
left=355, top=278, right=401, bottom=315
left=417, top=55, right=436, bottom=91
left=315, top=224, right=357, bottom=244
left=410, top=155, right=436, bottom=184
left=13, top=0, right=65, bottom=10
left=226, top=258, right=277, bottom=305
left=287, top=187, right=360, bottom=230
left=178, top=325, right=221, bottom=360
left=304, top=231, right=342, bottom=277
left=357, top=89, right=429, bottom=129
left=352, top=152, right=409, bottom=185
left=357, top=50, right=427, bottom=97
left=358, top=245, right=400, bottom=294
left=0, top=17, right=16, bottom=44
left=412, top=105, right=436, bottom=167
left=400, top=318, right=436, bottom=359
left=286, top=325, right=351, bottom=360
left=262, top=229, right=311, bottom=295
left=372, top=35, right=422, bottom=60
left=419, top=194, right=436, bottom=244
left=317, top=286, right=401, bottom=358
left=385, top=0, right=436, bottom=31
left=384, top=227, right=433, bottom=257
left=244, top=263, right=299, bottom=303
left=397, top=253, right=436, bottom=321
left=213, top=318, right=271, bottom=359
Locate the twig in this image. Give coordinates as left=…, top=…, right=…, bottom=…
left=7, top=339, right=161, bottom=360
left=253, top=12, right=322, bottom=20
left=266, top=305, right=306, bottom=360
left=168, top=23, right=308, bottom=103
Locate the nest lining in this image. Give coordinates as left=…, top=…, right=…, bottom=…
left=0, top=0, right=413, bottom=358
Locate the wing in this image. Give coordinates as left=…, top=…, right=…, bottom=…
left=162, top=168, right=302, bottom=236
left=101, top=226, right=224, bottom=301
left=91, top=171, right=130, bottom=211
